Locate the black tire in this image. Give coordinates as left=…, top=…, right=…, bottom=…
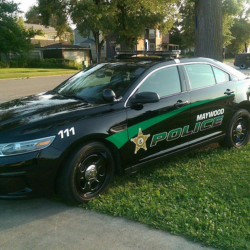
left=240, top=63, right=248, bottom=69
left=56, top=142, right=115, bottom=204
left=221, top=109, right=250, bottom=148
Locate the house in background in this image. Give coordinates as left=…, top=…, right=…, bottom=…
left=24, top=23, right=71, bottom=59
left=74, top=28, right=171, bottom=61
left=74, top=29, right=106, bottom=62
left=42, top=43, right=90, bottom=66
left=136, top=29, right=169, bottom=51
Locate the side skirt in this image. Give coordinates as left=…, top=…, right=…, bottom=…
left=124, top=134, right=225, bottom=175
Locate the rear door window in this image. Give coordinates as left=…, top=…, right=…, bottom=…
left=212, top=67, right=230, bottom=83
left=184, top=64, right=216, bottom=89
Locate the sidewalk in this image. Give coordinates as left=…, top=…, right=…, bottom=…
left=0, top=199, right=214, bottom=250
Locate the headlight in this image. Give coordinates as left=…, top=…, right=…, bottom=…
left=0, top=136, right=55, bottom=157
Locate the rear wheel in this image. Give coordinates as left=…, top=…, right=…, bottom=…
left=221, top=109, right=250, bottom=148
left=56, top=142, right=115, bottom=204
left=240, top=63, right=248, bottom=69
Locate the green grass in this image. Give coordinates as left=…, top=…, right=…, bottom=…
left=223, top=58, right=235, bottom=63
left=83, top=144, right=250, bottom=250
left=0, top=68, right=79, bottom=79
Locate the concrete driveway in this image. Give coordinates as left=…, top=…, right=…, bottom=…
left=0, top=199, right=214, bottom=250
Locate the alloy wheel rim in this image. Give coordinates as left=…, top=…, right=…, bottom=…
left=232, top=117, right=249, bottom=146
left=76, top=153, right=107, bottom=198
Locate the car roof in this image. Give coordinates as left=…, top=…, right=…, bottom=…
left=106, top=56, right=246, bottom=78
left=110, top=56, right=222, bottom=66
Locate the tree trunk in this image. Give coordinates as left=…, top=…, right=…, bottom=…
left=194, top=0, right=223, bottom=61
left=94, top=32, right=100, bottom=63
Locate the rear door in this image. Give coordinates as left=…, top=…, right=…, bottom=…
left=182, top=63, right=237, bottom=146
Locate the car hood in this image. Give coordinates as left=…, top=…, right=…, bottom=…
left=0, top=92, right=95, bottom=130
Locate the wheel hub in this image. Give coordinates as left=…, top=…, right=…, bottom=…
left=85, top=165, right=97, bottom=181
left=236, top=124, right=243, bottom=136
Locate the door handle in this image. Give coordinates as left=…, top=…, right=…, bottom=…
left=224, top=89, right=235, bottom=95
left=174, top=100, right=189, bottom=108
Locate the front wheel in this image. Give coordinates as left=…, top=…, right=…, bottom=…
left=221, top=109, right=250, bottom=148
left=56, top=142, right=115, bottom=204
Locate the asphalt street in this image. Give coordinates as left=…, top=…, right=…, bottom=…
left=0, top=75, right=71, bottom=104
left=0, top=63, right=245, bottom=250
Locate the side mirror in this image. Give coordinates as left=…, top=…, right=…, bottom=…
left=103, top=89, right=117, bottom=102
left=130, top=92, right=160, bottom=104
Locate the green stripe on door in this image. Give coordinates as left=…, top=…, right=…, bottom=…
left=106, top=95, right=231, bottom=149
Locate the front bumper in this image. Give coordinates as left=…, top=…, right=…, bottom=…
left=0, top=147, right=63, bottom=199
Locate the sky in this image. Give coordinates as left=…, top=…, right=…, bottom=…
left=12, top=0, right=76, bottom=28
left=13, top=0, right=38, bottom=17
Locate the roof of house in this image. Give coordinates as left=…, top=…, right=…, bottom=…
left=43, top=43, right=89, bottom=50
left=24, top=23, right=57, bottom=33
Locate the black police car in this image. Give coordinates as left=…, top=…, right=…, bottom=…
left=234, top=53, right=250, bottom=69
left=1, top=57, right=250, bottom=204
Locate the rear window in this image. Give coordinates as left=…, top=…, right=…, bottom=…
left=214, top=61, right=247, bottom=80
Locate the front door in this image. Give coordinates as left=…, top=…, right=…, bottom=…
left=126, top=65, right=191, bottom=167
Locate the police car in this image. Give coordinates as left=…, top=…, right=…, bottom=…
left=1, top=56, right=250, bottom=204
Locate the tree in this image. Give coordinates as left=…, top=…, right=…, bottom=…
left=26, top=4, right=74, bottom=43
left=227, top=1, right=250, bottom=54
left=178, top=1, right=195, bottom=49
left=25, top=5, right=43, bottom=24
left=230, top=19, right=250, bottom=54
left=194, top=0, right=223, bottom=61
left=113, top=0, right=178, bottom=48
left=38, top=0, right=179, bottom=61
left=176, top=0, right=250, bottom=57
left=38, top=0, right=69, bottom=39
left=0, top=0, right=43, bottom=58
left=69, top=0, right=115, bottom=61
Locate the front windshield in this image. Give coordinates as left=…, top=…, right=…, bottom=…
left=55, top=62, right=152, bottom=104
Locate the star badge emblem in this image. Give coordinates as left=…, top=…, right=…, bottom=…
left=131, top=128, right=150, bottom=154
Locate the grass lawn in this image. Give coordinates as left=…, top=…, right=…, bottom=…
left=223, top=58, right=235, bottom=63
left=82, top=144, right=250, bottom=250
left=0, top=68, right=79, bottom=79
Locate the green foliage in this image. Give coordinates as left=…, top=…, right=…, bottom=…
left=0, top=1, right=43, bottom=56
left=169, top=27, right=182, bottom=46
left=230, top=18, right=250, bottom=54
left=113, top=0, right=178, bottom=48
left=0, top=58, right=81, bottom=70
left=0, top=68, right=78, bottom=79
left=222, top=14, right=235, bottom=47
left=25, top=5, right=43, bottom=24
left=178, top=1, right=195, bottom=48
left=26, top=4, right=73, bottom=43
left=70, top=0, right=115, bottom=56
left=176, top=0, right=250, bottom=49
left=38, top=0, right=179, bottom=59
left=0, top=60, right=8, bottom=68
left=83, top=144, right=250, bottom=250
